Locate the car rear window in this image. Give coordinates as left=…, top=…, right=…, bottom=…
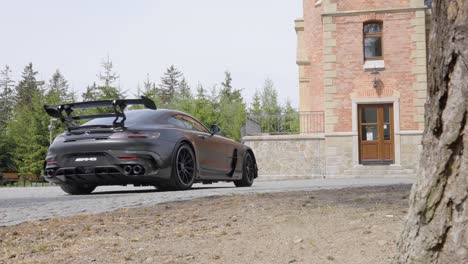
left=82, top=110, right=159, bottom=127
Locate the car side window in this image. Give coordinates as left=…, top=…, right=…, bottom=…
left=167, top=116, right=186, bottom=129
left=190, top=118, right=209, bottom=133
left=168, top=115, right=209, bottom=133
left=181, top=116, right=209, bottom=133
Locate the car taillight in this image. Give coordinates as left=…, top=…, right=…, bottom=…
left=127, top=132, right=160, bottom=139
left=110, top=132, right=160, bottom=139
left=46, top=159, right=57, bottom=165
left=127, top=132, right=148, bottom=138
left=118, top=156, right=139, bottom=161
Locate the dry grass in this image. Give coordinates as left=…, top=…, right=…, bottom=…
left=0, top=185, right=411, bottom=264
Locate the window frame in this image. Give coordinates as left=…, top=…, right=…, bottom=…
left=182, top=115, right=210, bottom=133
left=363, top=21, right=383, bottom=61
left=167, top=116, right=187, bottom=129
left=169, top=114, right=210, bottom=134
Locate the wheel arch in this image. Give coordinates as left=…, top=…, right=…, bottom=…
left=174, top=138, right=200, bottom=176
left=244, top=147, right=258, bottom=179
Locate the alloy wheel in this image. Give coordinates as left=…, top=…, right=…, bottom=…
left=176, top=147, right=195, bottom=185
left=245, top=154, right=255, bottom=182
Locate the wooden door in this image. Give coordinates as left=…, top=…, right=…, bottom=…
left=358, top=104, right=394, bottom=164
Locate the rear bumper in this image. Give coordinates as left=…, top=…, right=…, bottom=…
left=44, top=150, right=172, bottom=186
left=44, top=169, right=171, bottom=186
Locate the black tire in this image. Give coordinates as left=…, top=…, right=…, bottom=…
left=234, top=152, right=256, bottom=187
left=59, top=184, right=96, bottom=195
left=163, top=143, right=196, bottom=191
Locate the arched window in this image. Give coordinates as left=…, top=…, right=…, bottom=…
left=363, top=22, right=383, bottom=60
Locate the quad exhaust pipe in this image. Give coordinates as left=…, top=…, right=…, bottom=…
left=133, top=165, right=144, bottom=175
left=123, top=165, right=145, bottom=176
left=46, top=169, right=55, bottom=177
left=123, top=165, right=133, bottom=175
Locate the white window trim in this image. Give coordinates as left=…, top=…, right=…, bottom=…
left=363, top=60, right=385, bottom=70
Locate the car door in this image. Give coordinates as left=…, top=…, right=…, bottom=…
left=176, top=115, right=230, bottom=176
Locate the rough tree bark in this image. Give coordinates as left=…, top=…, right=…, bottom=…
left=396, top=0, right=468, bottom=263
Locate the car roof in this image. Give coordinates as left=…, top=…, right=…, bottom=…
left=126, top=108, right=203, bottom=123
left=81, top=108, right=201, bottom=128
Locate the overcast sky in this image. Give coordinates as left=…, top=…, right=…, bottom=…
left=0, top=0, right=302, bottom=107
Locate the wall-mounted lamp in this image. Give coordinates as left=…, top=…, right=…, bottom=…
left=371, top=67, right=380, bottom=88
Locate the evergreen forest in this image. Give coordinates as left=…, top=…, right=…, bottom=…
left=0, top=59, right=297, bottom=177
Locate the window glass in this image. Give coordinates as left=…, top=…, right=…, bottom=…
left=184, top=117, right=209, bottom=133
left=384, top=107, right=390, bottom=123
left=363, top=22, right=383, bottom=59
left=362, top=125, right=378, bottom=141
left=82, top=109, right=160, bottom=127
left=362, top=108, right=378, bottom=123
left=167, top=116, right=186, bottom=129
left=364, top=37, right=382, bottom=58
left=364, top=23, right=382, bottom=34
left=384, top=124, right=391, bottom=140
left=172, top=115, right=208, bottom=133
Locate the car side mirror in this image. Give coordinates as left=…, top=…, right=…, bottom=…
left=210, top=124, right=221, bottom=136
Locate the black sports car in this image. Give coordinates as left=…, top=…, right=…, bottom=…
left=43, top=97, right=257, bottom=195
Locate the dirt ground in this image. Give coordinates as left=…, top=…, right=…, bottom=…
left=0, top=185, right=411, bottom=264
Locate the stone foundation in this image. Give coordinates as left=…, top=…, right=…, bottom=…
left=324, top=135, right=354, bottom=177
left=243, top=132, right=422, bottom=180
left=400, top=133, right=423, bottom=171
left=243, top=135, right=325, bottom=180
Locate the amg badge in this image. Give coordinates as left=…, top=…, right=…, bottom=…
left=75, top=157, right=97, bottom=162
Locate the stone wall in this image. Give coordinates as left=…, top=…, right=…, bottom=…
left=243, top=134, right=421, bottom=179
left=400, top=133, right=423, bottom=171
left=243, top=135, right=325, bottom=180
left=324, top=135, right=354, bottom=177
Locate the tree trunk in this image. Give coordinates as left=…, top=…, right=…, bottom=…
left=396, top=0, right=468, bottom=263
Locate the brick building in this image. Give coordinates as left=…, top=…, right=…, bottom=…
left=296, top=0, right=430, bottom=177
left=244, top=0, right=430, bottom=179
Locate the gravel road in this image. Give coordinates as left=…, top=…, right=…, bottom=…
left=0, top=177, right=414, bottom=227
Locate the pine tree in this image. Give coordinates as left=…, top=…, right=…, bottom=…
left=179, top=77, right=191, bottom=100
left=45, top=70, right=73, bottom=138
left=98, top=56, right=119, bottom=88
left=196, top=83, right=207, bottom=100
left=143, top=74, right=152, bottom=94
left=220, top=71, right=233, bottom=99
left=82, top=82, right=99, bottom=102
left=192, top=83, right=216, bottom=128
left=283, top=98, right=299, bottom=133
left=216, top=72, right=246, bottom=140
left=259, top=79, right=281, bottom=133
left=0, top=65, right=16, bottom=173
left=159, top=65, right=182, bottom=105
left=15, top=63, right=39, bottom=107
left=9, top=92, right=49, bottom=177
left=260, top=79, right=281, bottom=115
left=249, top=90, right=262, bottom=117
left=9, top=65, right=49, bottom=177
left=220, top=71, right=243, bottom=101
left=142, top=74, right=159, bottom=101
left=0, top=65, right=16, bottom=130
left=46, top=69, right=72, bottom=105
left=0, top=135, right=15, bottom=172
left=170, top=77, right=193, bottom=114
left=96, top=56, right=124, bottom=99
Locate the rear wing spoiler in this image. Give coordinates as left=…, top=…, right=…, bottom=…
left=44, top=96, right=157, bottom=130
